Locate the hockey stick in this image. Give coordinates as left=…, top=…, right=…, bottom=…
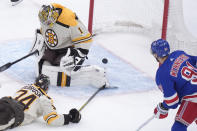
left=0, top=50, right=38, bottom=72
left=136, top=115, right=155, bottom=131
left=78, top=85, right=118, bottom=112
left=79, top=86, right=106, bottom=112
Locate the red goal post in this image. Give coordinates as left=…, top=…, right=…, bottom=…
left=161, top=0, right=169, bottom=40
left=88, top=0, right=94, bottom=34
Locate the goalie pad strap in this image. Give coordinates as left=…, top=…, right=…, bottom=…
left=57, top=72, right=71, bottom=87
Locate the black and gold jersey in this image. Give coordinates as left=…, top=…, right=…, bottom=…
left=12, top=84, right=65, bottom=126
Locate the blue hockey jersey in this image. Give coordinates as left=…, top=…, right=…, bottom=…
left=156, top=50, right=197, bottom=109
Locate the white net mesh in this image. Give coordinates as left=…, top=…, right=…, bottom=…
left=92, top=0, right=197, bottom=55
left=93, top=0, right=163, bottom=34
left=166, top=0, right=197, bottom=56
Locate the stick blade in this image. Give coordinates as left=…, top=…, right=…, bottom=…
left=104, top=86, right=119, bottom=90
left=0, top=63, right=12, bottom=72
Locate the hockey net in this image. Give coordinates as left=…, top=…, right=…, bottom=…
left=88, top=0, right=197, bottom=56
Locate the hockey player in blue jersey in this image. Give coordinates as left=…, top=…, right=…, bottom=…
left=151, top=39, right=197, bottom=131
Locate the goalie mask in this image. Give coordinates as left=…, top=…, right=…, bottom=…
left=35, top=74, right=50, bottom=93
left=38, top=4, right=59, bottom=27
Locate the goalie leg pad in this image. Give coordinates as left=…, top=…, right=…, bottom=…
left=41, top=61, right=71, bottom=87
left=70, top=65, right=109, bottom=88
left=41, top=62, right=108, bottom=88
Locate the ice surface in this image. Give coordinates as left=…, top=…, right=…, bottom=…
left=0, top=0, right=196, bottom=131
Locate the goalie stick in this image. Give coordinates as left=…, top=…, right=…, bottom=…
left=0, top=50, right=38, bottom=72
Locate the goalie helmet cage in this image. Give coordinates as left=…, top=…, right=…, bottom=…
left=88, top=0, right=197, bottom=56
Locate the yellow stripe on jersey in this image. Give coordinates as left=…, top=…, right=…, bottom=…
left=44, top=112, right=57, bottom=120
left=44, top=112, right=59, bottom=125
left=47, top=115, right=59, bottom=125
left=32, top=84, right=54, bottom=104
left=52, top=3, right=77, bottom=26
left=72, top=33, right=92, bottom=44
left=72, top=33, right=91, bottom=42
left=76, top=39, right=93, bottom=44
left=32, top=84, right=47, bottom=96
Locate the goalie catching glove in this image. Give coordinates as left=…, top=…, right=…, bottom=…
left=60, top=47, right=87, bottom=72
left=154, top=103, right=169, bottom=119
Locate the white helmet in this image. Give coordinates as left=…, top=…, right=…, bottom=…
left=38, top=4, right=59, bottom=27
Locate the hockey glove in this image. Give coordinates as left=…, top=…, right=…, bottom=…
left=68, top=108, right=81, bottom=123
left=154, top=103, right=169, bottom=119
left=63, top=108, right=81, bottom=125
left=60, top=48, right=87, bottom=72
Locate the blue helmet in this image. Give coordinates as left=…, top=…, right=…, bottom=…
left=151, top=39, right=170, bottom=57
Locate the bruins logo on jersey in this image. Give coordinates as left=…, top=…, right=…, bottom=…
left=45, top=29, right=58, bottom=47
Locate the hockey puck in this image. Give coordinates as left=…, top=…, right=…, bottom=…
left=102, top=58, right=108, bottom=64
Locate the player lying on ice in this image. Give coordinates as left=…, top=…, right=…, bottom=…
left=151, top=39, right=197, bottom=131
left=30, top=3, right=110, bottom=88
left=0, top=74, right=81, bottom=130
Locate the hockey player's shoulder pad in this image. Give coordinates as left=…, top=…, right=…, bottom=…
left=52, top=3, right=77, bottom=27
